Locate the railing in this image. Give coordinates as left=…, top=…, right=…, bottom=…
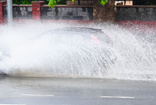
left=12, top=0, right=93, bottom=5
left=0, top=1, right=94, bottom=24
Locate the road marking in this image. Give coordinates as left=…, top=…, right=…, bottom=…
left=100, top=96, right=135, bottom=99
left=0, top=104, right=26, bottom=105
left=22, top=94, right=54, bottom=97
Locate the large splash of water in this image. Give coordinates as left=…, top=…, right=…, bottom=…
left=0, top=22, right=156, bottom=81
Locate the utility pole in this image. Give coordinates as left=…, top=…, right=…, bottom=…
left=7, top=0, right=13, bottom=25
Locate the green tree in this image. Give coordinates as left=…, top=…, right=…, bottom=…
left=47, top=0, right=108, bottom=8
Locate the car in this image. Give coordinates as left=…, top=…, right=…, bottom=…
left=0, top=70, right=7, bottom=76
left=39, top=27, right=115, bottom=71
left=40, top=27, right=112, bottom=44
left=0, top=27, right=116, bottom=77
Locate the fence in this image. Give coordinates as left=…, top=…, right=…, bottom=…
left=0, top=1, right=93, bottom=24
left=116, top=5, right=156, bottom=29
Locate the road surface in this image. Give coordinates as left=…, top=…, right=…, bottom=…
left=0, top=76, right=156, bottom=105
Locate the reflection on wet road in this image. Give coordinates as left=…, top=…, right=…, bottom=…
left=0, top=77, right=156, bottom=105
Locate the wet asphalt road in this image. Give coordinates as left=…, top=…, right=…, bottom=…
left=0, top=76, right=156, bottom=105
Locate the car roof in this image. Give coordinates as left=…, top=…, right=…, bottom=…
left=52, top=27, right=103, bottom=33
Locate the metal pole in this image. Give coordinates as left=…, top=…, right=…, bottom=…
left=7, top=0, right=13, bottom=25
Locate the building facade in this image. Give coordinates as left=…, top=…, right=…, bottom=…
left=115, top=0, right=133, bottom=6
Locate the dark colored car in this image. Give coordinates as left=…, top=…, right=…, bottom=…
left=0, top=27, right=115, bottom=76
left=39, top=27, right=115, bottom=69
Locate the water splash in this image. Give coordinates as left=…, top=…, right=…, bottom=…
left=103, top=24, right=156, bottom=80
left=0, top=22, right=156, bottom=81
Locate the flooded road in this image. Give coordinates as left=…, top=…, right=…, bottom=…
left=0, top=77, right=156, bottom=105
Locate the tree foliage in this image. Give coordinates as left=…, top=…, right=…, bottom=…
left=47, top=0, right=108, bottom=8
left=98, top=0, right=108, bottom=6
left=47, top=0, right=60, bottom=8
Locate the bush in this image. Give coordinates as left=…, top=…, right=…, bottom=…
left=13, top=0, right=34, bottom=4
left=13, top=0, right=66, bottom=5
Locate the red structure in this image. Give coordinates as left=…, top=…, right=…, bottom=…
left=32, top=1, right=44, bottom=20
left=0, top=1, right=6, bottom=24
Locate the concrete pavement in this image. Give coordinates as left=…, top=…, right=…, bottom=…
left=0, top=77, right=156, bottom=105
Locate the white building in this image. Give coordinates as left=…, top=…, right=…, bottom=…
left=115, top=0, right=133, bottom=6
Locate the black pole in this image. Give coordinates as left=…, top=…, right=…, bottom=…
left=78, top=0, right=80, bottom=5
